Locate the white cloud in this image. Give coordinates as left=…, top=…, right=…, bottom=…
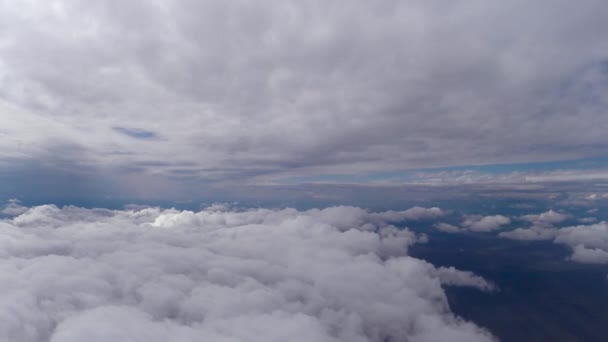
left=521, top=210, right=569, bottom=225
left=499, top=225, right=558, bottom=241
left=554, top=222, right=608, bottom=249
left=568, top=244, right=608, bottom=264
left=1, top=198, right=27, bottom=216
left=435, top=222, right=463, bottom=233
left=435, top=267, right=496, bottom=292
left=585, top=193, right=608, bottom=200
left=461, top=215, right=511, bottom=232
left=0, top=205, right=495, bottom=342
left=432, top=214, right=511, bottom=234
left=501, top=220, right=608, bottom=264
left=499, top=210, right=570, bottom=240
left=579, top=217, right=597, bottom=224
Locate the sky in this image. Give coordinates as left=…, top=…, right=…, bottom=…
left=1, top=0, right=608, bottom=203
left=2, top=3, right=608, bottom=341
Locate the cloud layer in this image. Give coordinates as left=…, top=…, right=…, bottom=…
left=1, top=0, right=608, bottom=193
left=0, top=204, right=495, bottom=342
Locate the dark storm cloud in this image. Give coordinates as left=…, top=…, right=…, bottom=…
left=1, top=0, right=608, bottom=191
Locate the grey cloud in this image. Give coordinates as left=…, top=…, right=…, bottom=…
left=436, top=267, right=497, bottom=292
left=1, top=1, right=608, bottom=186
left=520, top=210, right=570, bottom=225
left=499, top=210, right=573, bottom=241
left=501, top=219, right=608, bottom=264
left=0, top=204, right=495, bottom=342
left=435, top=222, right=463, bottom=233
left=554, top=222, right=608, bottom=264
left=461, top=215, right=511, bottom=232
left=579, top=217, right=597, bottom=223
left=568, top=244, right=608, bottom=264
left=1, top=198, right=27, bottom=216
left=436, top=214, right=511, bottom=234
left=499, top=225, right=559, bottom=241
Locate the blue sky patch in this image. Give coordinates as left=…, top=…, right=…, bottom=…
left=112, top=127, right=160, bottom=140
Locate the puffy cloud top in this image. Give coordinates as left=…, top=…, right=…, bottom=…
left=435, top=222, right=462, bottom=233
left=0, top=204, right=495, bottom=342
left=0, top=199, right=27, bottom=216
left=501, top=218, right=608, bottom=264
left=499, top=226, right=559, bottom=241
left=521, top=210, right=570, bottom=225
left=554, top=222, right=608, bottom=264
left=461, top=215, right=511, bottom=232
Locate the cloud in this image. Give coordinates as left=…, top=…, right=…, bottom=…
left=568, top=244, right=608, bottom=264
left=521, top=210, right=570, bottom=225
left=433, top=214, right=512, bottom=234
left=499, top=209, right=571, bottom=240
left=1, top=0, right=608, bottom=193
left=553, top=222, right=608, bottom=264
left=369, top=206, right=444, bottom=222
left=435, top=222, right=463, bottom=233
left=436, top=267, right=497, bottom=292
left=0, top=204, right=495, bottom=342
left=499, top=225, right=559, bottom=241
left=501, top=219, right=608, bottom=264
left=585, top=193, right=608, bottom=200
left=1, top=198, right=28, bottom=216
left=461, top=215, right=511, bottom=232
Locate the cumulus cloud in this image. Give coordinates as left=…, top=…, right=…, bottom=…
left=521, top=210, right=570, bottom=225
left=461, top=215, right=511, bottom=232
left=499, top=210, right=570, bottom=240
left=568, top=245, right=608, bottom=264
left=585, top=193, right=608, bottom=201
left=501, top=218, right=608, bottom=264
left=436, top=267, right=497, bottom=292
left=1, top=198, right=27, bottom=216
left=432, top=214, right=511, bottom=234
left=435, top=222, right=463, bottom=233
left=579, top=217, right=597, bottom=224
left=498, top=209, right=570, bottom=239
left=499, top=225, right=559, bottom=241
left=554, top=222, right=608, bottom=264
left=0, top=205, right=496, bottom=342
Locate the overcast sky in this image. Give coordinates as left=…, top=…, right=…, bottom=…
left=1, top=0, right=608, bottom=200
